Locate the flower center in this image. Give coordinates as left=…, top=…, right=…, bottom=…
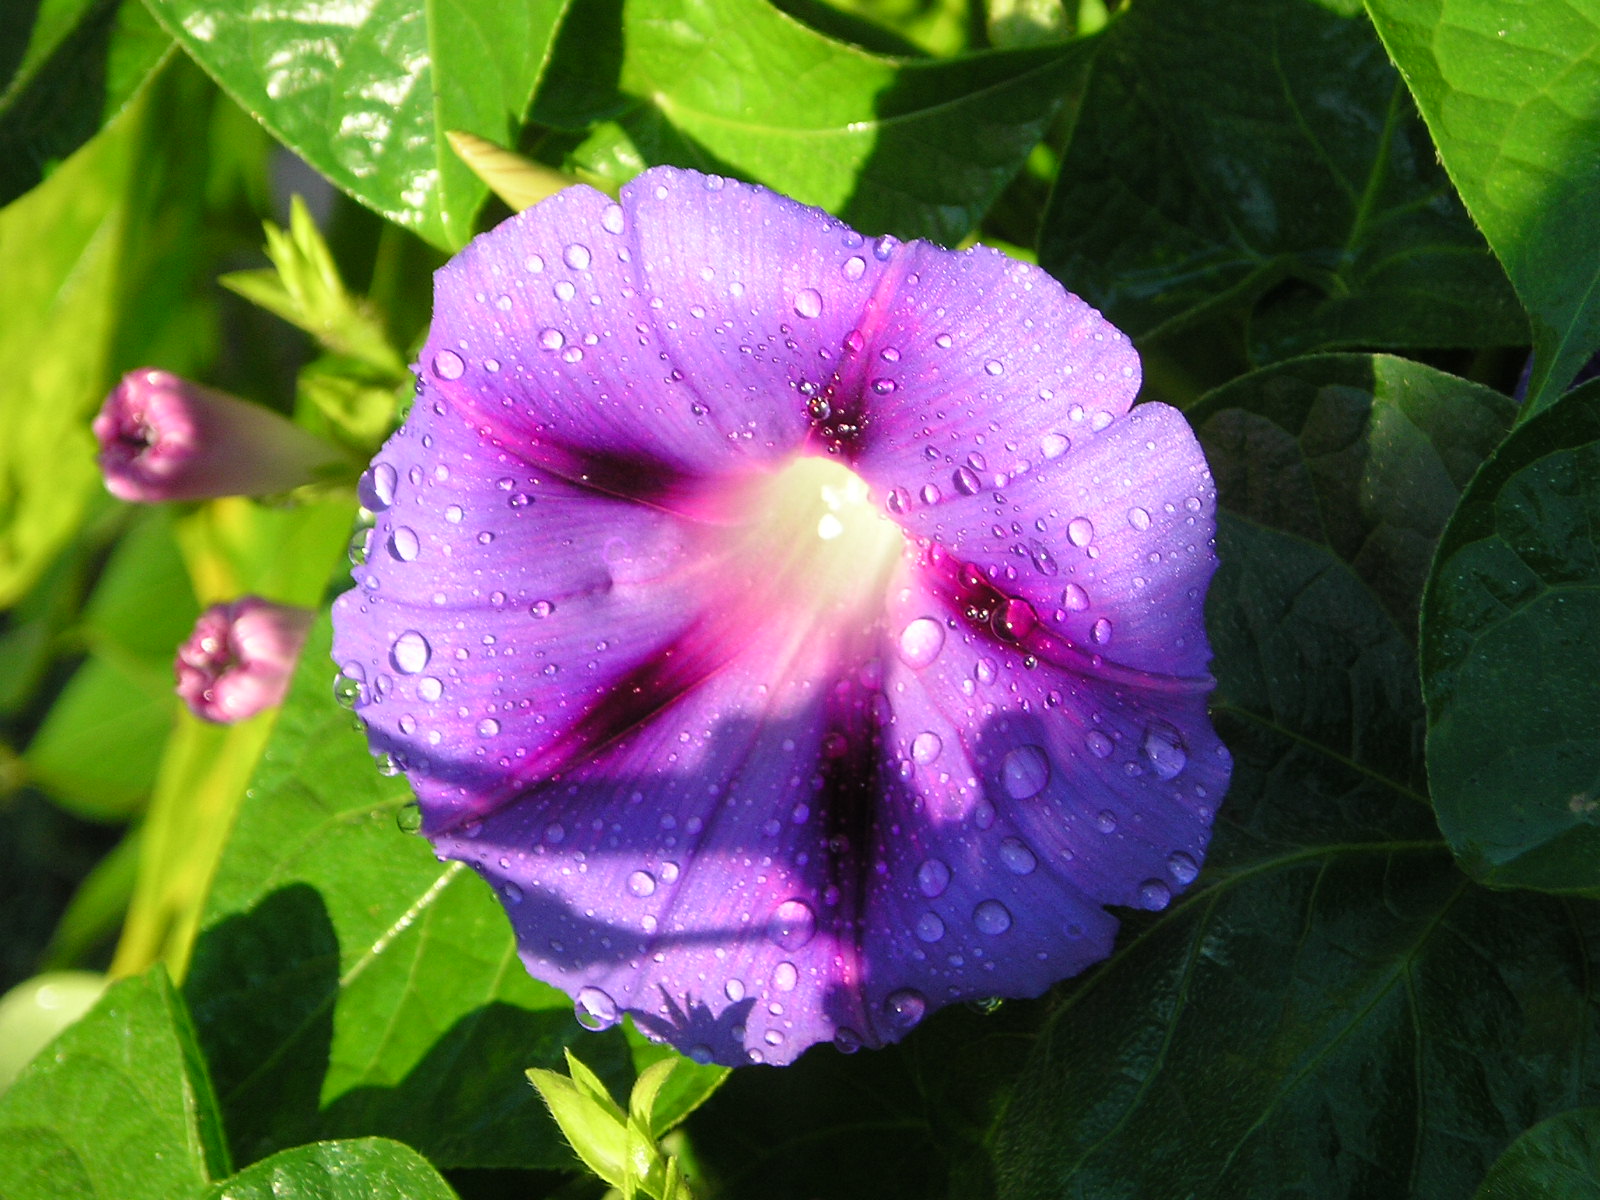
left=722, top=454, right=904, bottom=626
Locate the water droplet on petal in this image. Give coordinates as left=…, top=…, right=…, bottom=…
left=627, top=869, right=657, bottom=897
left=935, top=332, right=952, bottom=349
left=724, top=978, right=745, bottom=1002
left=432, top=349, right=464, bottom=380
left=915, top=912, right=945, bottom=942
left=993, top=598, right=1037, bottom=642
left=502, top=880, right=523, bottom=904
left=417, top=676, right=443, bottom=702
left=984, top=359, right=1004, bottom=376
left=842, top=255, right=866, bottom=280
left=794, top=288, right=823, bottom=318
left=772, top=961, right=798, bottom=991
left=389, top=526, right=420, bottom=562
left=1141, top=723, right=1187, bottom=779
left=884, top=988, right=927, bottom=1030
left=396, top=802, right=422, bottom=833
left=919, top=483, right=941, bottom=505
left=1138, top=879, right=1172, bottom=910
left=1085, top=730, right=1114, bottom=759
left=897, top=617, right=945, bottom=669
left=911, top=731, right=943, bottom=765
left=953, top=466, right=980, bottom=495
left=1091, top=617, right=1113, bottom=645
left=539, top=327, right=564, bottom=350
left=600, top=204, right=625, bottom=234
left=1167, top=851, right=1199, bottom=885
left=769, top=899, right=816, bottom=950
left=477, top=718, right=500, bottom=737
left=359, top=462, right=397, bottom=511
left=391, top=630, right=431, bottom=674
left=575, top=986, right=619, bottom=1030
left=1001, top=745, right=1049, bottom=800
left=1041, top=433, right=1070, bottom=459
left=529, top=599, right=555, bottom=619
left=1067, top=517, right=1094, bottom=547
left=1128, top=506, right=1152, bottom=531
left=998, top=837, right=1037, bottom=875
left=916, top=858, right=951, bottom=898
left=1094, top=809, right=1118, bottom=833
left=1063, top=583, right=1090, bottom=611
left=974, top=899, right=1012, bottom=934
left=563, top=242, right=592, bottom=270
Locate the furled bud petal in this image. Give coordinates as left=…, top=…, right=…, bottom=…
left=93, top=368, right=343, bottom=502
left=175, top=597, right=314, bottom=723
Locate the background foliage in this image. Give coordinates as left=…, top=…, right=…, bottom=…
left=2, top=0, right=1597, bottom=1197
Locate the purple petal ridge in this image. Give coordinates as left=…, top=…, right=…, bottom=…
left=331, top=167, right=1230, bottom=1066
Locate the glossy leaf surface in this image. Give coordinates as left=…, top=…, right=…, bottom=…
left=1366, top=0, right=1600, bottom=414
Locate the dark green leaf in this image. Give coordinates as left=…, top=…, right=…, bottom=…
left=1365, top=0, right=1600, bottom=415
left=146, top=0, right=570, bottom=248
left=1421, top=381, right=1600, bottom=894
left=1476, top=1108, right=1600, bottom=1200
left=201, top=1138, right=458, bottom=1200
left=989, top=509, right=1600, bottom=1196
left=183, top=616, right=633, bottom=1170
left=0, top=968, right=228, bottom=1199
left=536, top=0, right=1087, bottom=243
left=1039, top=0, right=1523, bottom=360
left=1190, top=353, right=1515, bottom=633
left=0, top=0, right=171, bottom=205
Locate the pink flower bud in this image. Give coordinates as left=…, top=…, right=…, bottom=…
left=175, top=597, right=314, bottom=724
left=93, top=369, right=342, bottom=502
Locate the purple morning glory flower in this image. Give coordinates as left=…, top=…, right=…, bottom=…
left=332, top=168, right=1228, bottom=1066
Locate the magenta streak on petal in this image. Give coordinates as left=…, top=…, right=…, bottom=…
left=333, top=166, right=1230, bottom=1066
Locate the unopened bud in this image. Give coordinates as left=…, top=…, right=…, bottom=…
left=94, top=368, right=342, bottom=502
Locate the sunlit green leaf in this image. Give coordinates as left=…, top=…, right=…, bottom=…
left=0, top=0, right=171, bottom=205
left=200, top=1138, right=458, bottom=1200
left=1366, top=0, right=1600, bottom=415
left=183, top=617, right=633, bottom=1170
left=536, top=0, right=1088, bottom=243
left=147, top=0, right=572, bottom=248
left=0, top=969, right=228, bottom=1199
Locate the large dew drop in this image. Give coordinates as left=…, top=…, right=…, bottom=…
left=391, top=630, right=431, bottom=675
left=1000, top=745, right=1050, bottom=800
left=794, top=288, right=823, bottom=319
left=575, top=986, right=619, bottom=1031
left=897, top=617, right=945, bottom=669
left=973, top=899, right=1012, bottom=935
left=884, top=988, right=927, bottom=1030
left=768, top=899, right=817, bottom=950
left=1141, top=724, right=1187, bottom=779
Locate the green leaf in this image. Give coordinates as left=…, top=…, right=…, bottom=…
left=626, top=1054, right=727, bottom=1139
left=1365, top=0, right=1600, bottom=415
left=0, top=0, right=171, bottom=205
left=0, top=59, right=216, bottom=607
left=1190, top=353, right=1515, bottom=634
left=1039, top=0, right=1523, bottom=360
left=1476, top=1108, right=1600, bottom=1200
left=1421, top=381, right=1600, bottom=894
left=987, top=499, right=1600, bottom=1195
left=200, top=1138, right=459, bottom=1200
left=146, top=0, right=571, bottom=248
left=182, top=616, right=633, bottom=1170
left=0, top=968, right=228, bottom=1199
left=536, top=0, right=1089, bottom=244
left=22, top=653, right=174, bottom=819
